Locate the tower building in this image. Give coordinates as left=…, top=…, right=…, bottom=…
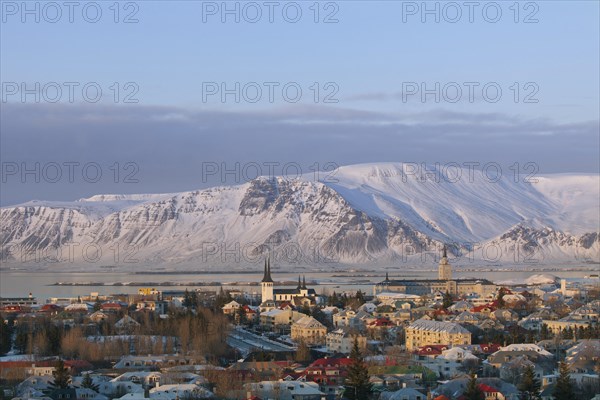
left=438, top=246, right=452, bottom=281
left=261, top=257, right=274, bottom=302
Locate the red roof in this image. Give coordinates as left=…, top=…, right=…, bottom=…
left=479, top=343, right=502, bottom=354
left=368, top=317, right=394, bottom=327
left=0, top=305, right=24, bottom=312
left=101, top=302, right=124, bottom=309
left=478, top=383, right=500, bottom=393
left=40, top=304, right=62, bottom=311
left=434, top=396, right=450, bottom=400
left=414, top=345, right=448, bottom=356
left=309, top=357, right=353, bottom=368
left=0, top=359, right=92, bottom=370
left=472, top=304, right=496, bottom=313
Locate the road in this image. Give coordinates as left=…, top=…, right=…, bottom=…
left=227, top=327, right=296, bottom=355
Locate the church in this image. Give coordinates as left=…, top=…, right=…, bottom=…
left=260, top=257, right=317, bottom=304
left=374, top=247, right=496, bottom=297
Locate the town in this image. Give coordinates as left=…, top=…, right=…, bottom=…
left=1, top=251, right=599, bottom=400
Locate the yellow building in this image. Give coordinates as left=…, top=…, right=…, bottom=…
left=375, top=247, right=496, bottom=297
left=291, top=316, right=327, bottom=345
left=543, top=319, right=590, bottom=335
left=405, top=319, right=471, bottom=351
left=260, top=308, right=304, bottom=331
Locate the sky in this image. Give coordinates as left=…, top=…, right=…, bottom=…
left=1, top=0, right=599, bottom=205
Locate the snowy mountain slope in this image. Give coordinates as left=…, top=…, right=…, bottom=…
left=1, top=163, right=598, bottom=269
left=322, top=163, right=562, bottom=242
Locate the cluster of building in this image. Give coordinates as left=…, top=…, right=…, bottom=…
left=1, top=250, right=599, bottom=400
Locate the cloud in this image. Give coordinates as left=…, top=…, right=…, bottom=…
left=1, top=103, right=598, bottom=205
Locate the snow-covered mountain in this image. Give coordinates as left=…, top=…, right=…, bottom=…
left=1, top=163, right=598, bottom=270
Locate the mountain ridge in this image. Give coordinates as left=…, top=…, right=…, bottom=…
left=1, top=163, right=598, bottom=270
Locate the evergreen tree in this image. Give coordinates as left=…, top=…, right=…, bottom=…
left=50, top=359, right=71, bottom=389
left=0, top=318, right=12, bottom=356
left=311, top=307, right=330, bottom=328
left=518, top=365, right=541, bottom=400
left=463, top=374, right=484, bottom=400
left=236, top=306, right=247, bottom=325
left=46, top=325, right=62, bottom=355
left=14, top=330, right=28, bottom=354
left=81, top=373, right=99, bottom=391
left=182, top=289, right=192, bottom=309
left=93, top=298, right=102, bottom=312
left=343, top=338, right=372, bottom=400
left=329, top=291, right=340, bottom=307
left=442, top=290, right=453, bottom=309
left=295, top=340, right=311, bottom=363
left=497, top=287, right=507, bottom=308
left=355, top=290, right=366, bottom=305
left=190, top=291, right=198, bottom=309
left=540, top=324, right=550, bottom=340
left=301, top=303, right=311, bottom=316
left=215, top=287, right=232, bottom=310
left=553, top=362, right=575, bottom=400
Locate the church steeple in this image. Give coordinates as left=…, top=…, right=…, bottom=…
left=302, top=275, right=307, bottom=290
left=261, top=256, right=274, bottom=303
left=297, top=275, right=302, bottom=289
left=261, top=257, right=273, bottom=283
left=438, top=245, right=452, bottom=281
left=384, top=272, right=390, bottom=282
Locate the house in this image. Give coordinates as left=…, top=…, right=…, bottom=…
left=569, top=300, right=600, bottom=322
left=435, top=377, right=518, bottom=400
left=114, top=316, right=140, bottom=334
left=260, top=308, right=304, bottom=332
left=448, top=300, right=473, bottom=313
left=148, top=383, right=213, bottom=399
left=89, top=311, right=109, bottom=323
left=491, top=309, right=519, bottom=323
left=413, top=345, right=448, bottom=360
left=380, top=387, right=427, bottom=400
left=485, top=350, right=553, bottom=377
left=221, top=301, right=241, bottom=315
left=101, top=302, right=125, bottom=312
left=367, top=317, right=396, bottom=339
left=291, top=316, right=327, bottom=345
left=452, top=311, right=480, bottom=324
left=302, top=357, right=353, bottom=395
left=111, top=372, right=162, bottom=388
left=64, top=303, right=91, bottom=313
left=74, top=388, right=109, bottom=400
left=417, top=357, right=463, bottom=379
left=564, top=340, right=600, bottom=373
left=333, top=309, right=368, bottom=329
left=49, top=388, right=78, bottom=400
left=16, top=376, right=54, bottom=396
left=243, top=380, right=325, bottom=400
left=326, top=329, right=367, bottom=354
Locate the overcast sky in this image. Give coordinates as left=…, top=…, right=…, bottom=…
left=1, top=1, right=599, bottom=205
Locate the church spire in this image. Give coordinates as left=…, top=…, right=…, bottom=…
left=261, top=256, right=273, bottom=283
left=385, top=272, right=390, bottom=282
left=302, top=275, right=307, bottom=290
left=442, top=245, right=447, bottom=259
left=297, top=275, right=302, bottom=289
